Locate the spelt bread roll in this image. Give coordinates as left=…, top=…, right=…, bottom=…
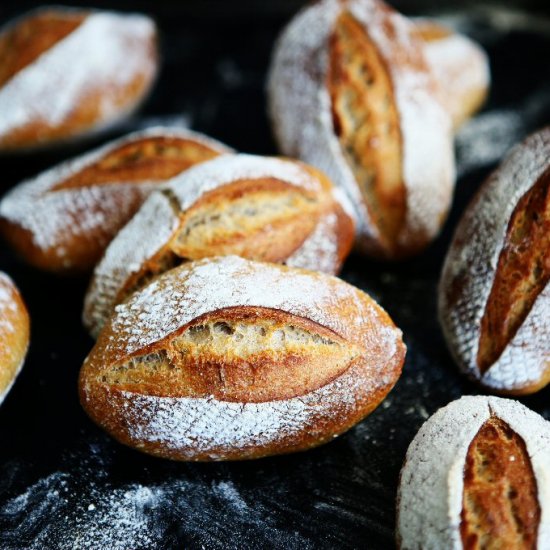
left=0, top=127, right=232, bottom=273
left=397, top=395, right=550, bottom=550
left=83, top=154, right=355, bottom=338
left=79, top=256, right=405, bottom=461
left=414, top=19, right=490, bottom=129
left=439, top=128, right=550, bottom=395
left=0, top=6, right=158, bottom=151
left=0, top=273, right=30, bottom=406
left=267, top=0, right=455, bottom=259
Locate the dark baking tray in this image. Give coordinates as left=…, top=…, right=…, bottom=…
left=1, top=1, right=549, bottom=548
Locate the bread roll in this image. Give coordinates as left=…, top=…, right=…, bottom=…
left=79, top=256, right=405, bottom=461
left=0, top=7, right=158, bottom=151
left=0, top=127, right=232, bottom=273
left=83, top=154, right=355, bottom=338
left=268, top=0, right=455, bottom=259
left=414, top=19, right=490, bottom=129
left=397, top=395, right=550, bottom=550
left=439, top=128, right=550, bottom=395
left=0, top=273, right=30, bottom=406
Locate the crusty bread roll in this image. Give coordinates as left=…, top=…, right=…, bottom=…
left=83, top=154, right=355, bottom=338
left=268, top=0, right=455, bottom=259
left=439, top=128, right=550, bottom=395
left=397, top=396, right=550, bottom=550
left=0, top=273, right=30, bottom=406
left=0, top=127, right=232, bottom=273
left=0, top=7, right=158, bottom=151
left=414, top=19, right=490, bottom=129
left=79, top=256, right=405, bottom=461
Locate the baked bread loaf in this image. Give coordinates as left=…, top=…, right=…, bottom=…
left=0, top=7, right=158, bottom=151
left=0, top=273, right=30, bottom=406
left=79, top=255, right=405, bottom=461
left=0, top=127, right=232, bottom=273
left=83, top=154, right=355, bottom=338
left=414, top=19, right=490, bottom=129
left=267, top=0, right=455, bottom=259
left=397, top=395, right=550, bottom=550
left=439, top=128, right=550, bottom=395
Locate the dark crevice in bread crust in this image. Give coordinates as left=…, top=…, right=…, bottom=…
left=328, top=11, right=405, bottom=252
left=460, top=415, right=540, bottom=550
left=100, top=306, right=361, bottom=403
left=0, top=9, right=86, bottom=88
left=477, top=169, right=550, bottom=373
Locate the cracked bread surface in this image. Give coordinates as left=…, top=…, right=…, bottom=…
left=0, top=127, right=232, bottom=273
left=83, top=154, right=355, bottom=338
left=79, top=256, right=405, bottom=461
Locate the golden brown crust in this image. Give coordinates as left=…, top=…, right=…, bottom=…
left=0, top=8, right=158, bottom=151
left=0, top=9, right=85, bottom=89
left=79, top=256, right=405, bottom=461
left=0, top=273, right=30, bottom=403
left=478, top=169, right=550, bottom=374
left=328, top=11, right=405, bottom=253
left=0, top=131, right=229, bottom=273
left=461, top=416, right=540, bottom=550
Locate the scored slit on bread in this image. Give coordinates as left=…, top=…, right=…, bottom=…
left=461, top=416, right=540, bottom=550
left=114, top=179, right=324, bottom=307
left=52, top=136, right=222, bottom=191
left=478, top=170, right=550, bottom=374
left=96, top=306, right=361, bottom=402
left=328, top=11, right=405, bottom=252
left=0, top=9, right=85, bottom=88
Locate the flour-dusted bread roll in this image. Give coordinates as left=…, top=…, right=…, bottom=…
left=439, top=128, right=550, bottom=395
left=414, top=19, right=490, bottom=130
left=0, top=273, right=30, bottom=406
left=0, top=7, right=158, bottom=151
left=397, top=395, right=550, bottom=550
left=268, top=0, right=455, bottom=259
left=0, top=128, right=232, bottom=273
left=83, top=154, right=355, bottom=338
left=79, top=256, right=405, bottom=461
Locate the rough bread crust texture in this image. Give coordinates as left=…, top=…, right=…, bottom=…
left=0, top=273, right=30, bottom=406
left=0, top=127, right=232, bottom=273
left=397, top=395, right=550, bottom=550
left=439, top=128, right=550, bottom=394
left=0, top=7, right=158, bottom=151
left=79, top=256, right=405, bottom=461
left=83, top=154, right=355, bottom=338
left=414, top=19, right=490, bottom=129
left=267, top=0, right=455, bottom=259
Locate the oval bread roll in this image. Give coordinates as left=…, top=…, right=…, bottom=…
left=79, top=256, right=406, bottom=461
left=83, top=154, right=355, bottom=338
left=0, top=127, right=232, bottom=273
left=0, top=273, right=30, bottom=406
left=268, top=0, right=455, bottom=259
left=414, top=19, right=490, bottom=129
left=0, top=7, right=158, bottom=151
left=397, top=395, right=550, bottom=550
left=439, top=128, right=550, bottom=395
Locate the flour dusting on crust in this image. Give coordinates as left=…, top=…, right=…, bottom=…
left=0, top=127, right=232, bottom=264
left=83, top=154, right=349, bottom=337
left=397, top=396, right=550, bottom=550
left=0, top=10, right=157, bottom=146
left=439, top=128, right=550, bottom=391
left=267, top=0, right=455, bottom=254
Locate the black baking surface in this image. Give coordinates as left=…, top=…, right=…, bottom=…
left=1, top=1, right=550, bottom=548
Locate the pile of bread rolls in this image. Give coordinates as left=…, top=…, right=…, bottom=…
left=0, top=1, right=548, bottom=548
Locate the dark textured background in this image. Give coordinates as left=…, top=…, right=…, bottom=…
left=0, top=1, right=549, bottom=548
